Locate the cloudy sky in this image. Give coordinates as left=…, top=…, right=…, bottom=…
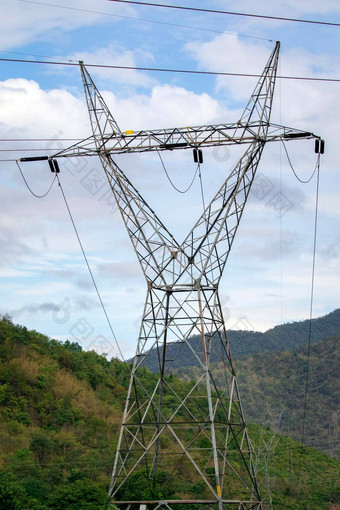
left=0, top=0, right=339, bottom=359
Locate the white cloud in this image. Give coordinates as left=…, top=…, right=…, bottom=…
left=97, top=261, right=141, bottom=282
left=0, top=10, right=339, bottom=348
left=67, top=45, right=156, bottom=88
left=185, top=33, right=271, bottom=102
left=309, top=192, right=340, bottom=217
left=0, top=75, right=229, bottom=142
left=0, top=268, right=33, bottom=278
left=0, top=0, right=136, bottom=50
left=185, top=33, right=339, bottom=213
left=186, top=33, right=340, bottom=130
left=225, top=0, right=340, bottom=15
left=0, top=78, right=88, bottom=138
left=0, top=76, right=232, bottom=347
left=102, top=84, right=230, bottom=131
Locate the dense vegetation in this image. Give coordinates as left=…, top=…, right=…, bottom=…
left=0, top=315, right=129, bottom=509
left=140, top=309, right=340, bottom=371
left=0, top=315, right=339, bottom=509
left=239, top=334, right=340, bottom=458
left=176, top=334, right=340, bottom=461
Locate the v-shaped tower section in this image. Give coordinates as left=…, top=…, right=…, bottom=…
left=39, top=42, right=322, bottom=510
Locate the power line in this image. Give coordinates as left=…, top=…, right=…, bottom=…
left=157, top=149, right=199, bottom=194
left=108, top=0, right=340, bottom=28
left=0, top=49, right=70, bottom=62
left=16, top=160, right=56, bottom=198
left=0, top=138, right=84, bottom=156
left=282, top=140, right=319, bottom=183
left=0, top=148, right=73, bottom=152
left=16, top=0, right=270, bottom=41
left=297, top=158, right=321, bottom=482
left=0, top=138, right=81, bottom=141
left=56, top=173, right=126, bottom=364
left=1, top=56, right=340, bottom=82
left=198, top=162, right=206, bottom=212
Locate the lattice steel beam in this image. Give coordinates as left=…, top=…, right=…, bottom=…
left=50, top=120, right=317, bottom=158
left=103, top=42, right=283, bottom=510
left=21, top=41, right=322, bottom=510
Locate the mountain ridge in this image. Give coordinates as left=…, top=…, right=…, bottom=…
left=0, top=315, right=339, bottom=509
left=134, top=308, right=340, bottom=372
left=175, top=333, right=340, bottom=460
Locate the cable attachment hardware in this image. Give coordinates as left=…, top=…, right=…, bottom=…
left=20, top=156, right=48, bottom=162
left=48, top=158, right=60, bottom=173
left=315, top=139, right=325, bottom=154
left=193, top=148, right=203, bottom=164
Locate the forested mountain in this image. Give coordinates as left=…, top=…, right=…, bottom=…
left=0, top=316, right=339, bottom=509
left=239, top=334, right=339, bottom=459
left=138, top=309, right=340, bottom=372
left=176, top=334, right=340, bottom=460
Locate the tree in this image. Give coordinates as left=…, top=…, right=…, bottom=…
left=0, top=471, right=27, bottom=510
left=49, top=479, right=107, bottom=509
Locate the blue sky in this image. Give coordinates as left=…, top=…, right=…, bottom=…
left=0, top=0, right=339, bottom=359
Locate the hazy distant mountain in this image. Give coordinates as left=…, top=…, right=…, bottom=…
left=136, top=309, right=340, bottom=372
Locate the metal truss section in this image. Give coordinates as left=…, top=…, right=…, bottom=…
left=109, top=502, right=264, bottom=510
left=109, top=503, right=264, bottom=510
left=109, top=285, right=262, bottom=509
left=49, top=43, right=319, bottom=160
left=180, top=141, right=265, bottom=286
left=53, top=120, right=317, bottom=159
left=97, top=139, right=262, bottom=288
left=79, top=60, right=122, bottom=141
left=56, top=41, right=321, bottom=510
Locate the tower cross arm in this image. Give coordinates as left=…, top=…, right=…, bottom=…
left=52, top=122, right=319, bottom=159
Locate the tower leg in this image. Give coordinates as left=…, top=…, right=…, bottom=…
left=76, top=43, right=283, bottom=510
left=109, top=286, right=262, bottom=508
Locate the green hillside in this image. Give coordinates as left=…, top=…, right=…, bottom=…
left=238, top=334, right=340, bottom=458
left=138, top=309, right=340, bottom=371
left=176, top=334, right=340, bottom=460
left=0, top=316, right=339, bottom=509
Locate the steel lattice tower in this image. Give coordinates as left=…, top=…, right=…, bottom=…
left=27, top=41, right=322, bottom=510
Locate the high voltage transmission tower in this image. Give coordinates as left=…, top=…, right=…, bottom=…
left=21, top=41, right=322, bottom=510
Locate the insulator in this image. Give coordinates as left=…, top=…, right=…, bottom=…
left=198, top=149, right=203, bottom=164
left=20, top=156, right=48, bottom=162
left=193, top=148, right=198, bottom=163
left=48, top=159, right=55, bottom=173
left=285, top=131, right=312, bottom=139
left=53, top=160, right=60, bottom=173
left=314, top=139, right=320, bottom=154
left=320, top=140, right=325, bottom=154
left=162, top=142, right=188, bottom=150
